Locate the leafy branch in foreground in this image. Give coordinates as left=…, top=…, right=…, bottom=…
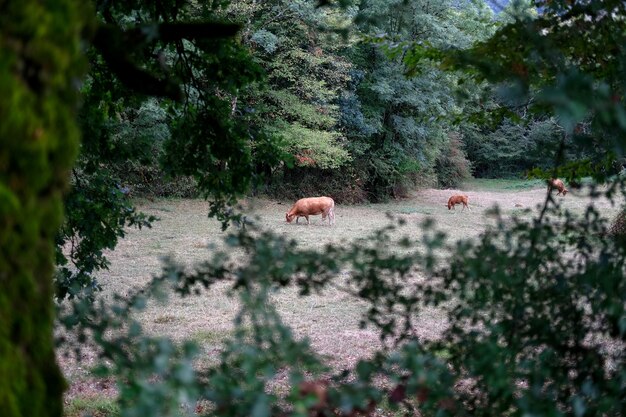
left=55, top=168, right=157, bottom=300
left=56, top=0, right=287, bottom=301
left=61, top=179, right=626, bottom=417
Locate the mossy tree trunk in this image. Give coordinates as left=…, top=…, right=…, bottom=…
left=0, top=2, right=88, bottom=416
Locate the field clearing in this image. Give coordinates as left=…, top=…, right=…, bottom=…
left=60, top=182, right=623, bottom=406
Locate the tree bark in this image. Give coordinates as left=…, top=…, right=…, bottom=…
left=0, top=1, right=88, bottom=416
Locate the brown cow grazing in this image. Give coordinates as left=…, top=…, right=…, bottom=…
left=286, top=196, right=335, bottom=225
left=548, top=178, right=568, bottom=196
left=447, top=194, right=470, bottom=211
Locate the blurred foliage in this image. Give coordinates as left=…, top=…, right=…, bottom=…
left=401, top=0, right=626, bottom=182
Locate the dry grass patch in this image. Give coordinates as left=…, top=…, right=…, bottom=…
left=192, top=328, right=236, bottom=346
left=59, top=183, right=623, bottom=398
left=108, top=185, right=620, bottom=349
left=153, top=314, right=178, bottom=324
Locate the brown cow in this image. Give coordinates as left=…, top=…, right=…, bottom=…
left=548, top=178, right=568, bottom=196
left=447, top=194, right=470, bottom=211
left=286, top=196, right=335, bottom=225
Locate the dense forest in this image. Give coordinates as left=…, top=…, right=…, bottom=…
left=73, top=0, right=577, bottom=204
left=1, top=0, right=625, bottom=417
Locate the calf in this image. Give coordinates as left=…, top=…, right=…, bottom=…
left=548, top=178, right=568, bottom=196
left=447, top=194, right=470, bottom=211
left=286, top=196, right=335, bottom=225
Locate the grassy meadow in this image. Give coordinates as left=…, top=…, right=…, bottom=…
left=60, top=180, right=623, bottom=411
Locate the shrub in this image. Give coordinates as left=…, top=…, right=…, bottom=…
left=267, top=166, right=368, bottom=204
left=435, top=134, right=473, bottom=188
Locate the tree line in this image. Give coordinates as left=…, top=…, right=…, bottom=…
left=78, top=0, right=590, bottom=203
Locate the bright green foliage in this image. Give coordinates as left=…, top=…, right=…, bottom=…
left=0, top=1, right=88, bottom=416
left=266, top=122, right=349, bottom=169
left=223, top=0, right=353, bottom=176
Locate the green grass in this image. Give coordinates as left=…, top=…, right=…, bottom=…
left=192, top=329, right=236, bottom=346
left=432, top=346, right=452, bottom=360
left=65, top=396, right=119, bottom=417
left=463, top=178, right=545, bottom=191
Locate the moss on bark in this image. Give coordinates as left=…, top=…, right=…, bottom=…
left=0, top=2, right=88, bottom=416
